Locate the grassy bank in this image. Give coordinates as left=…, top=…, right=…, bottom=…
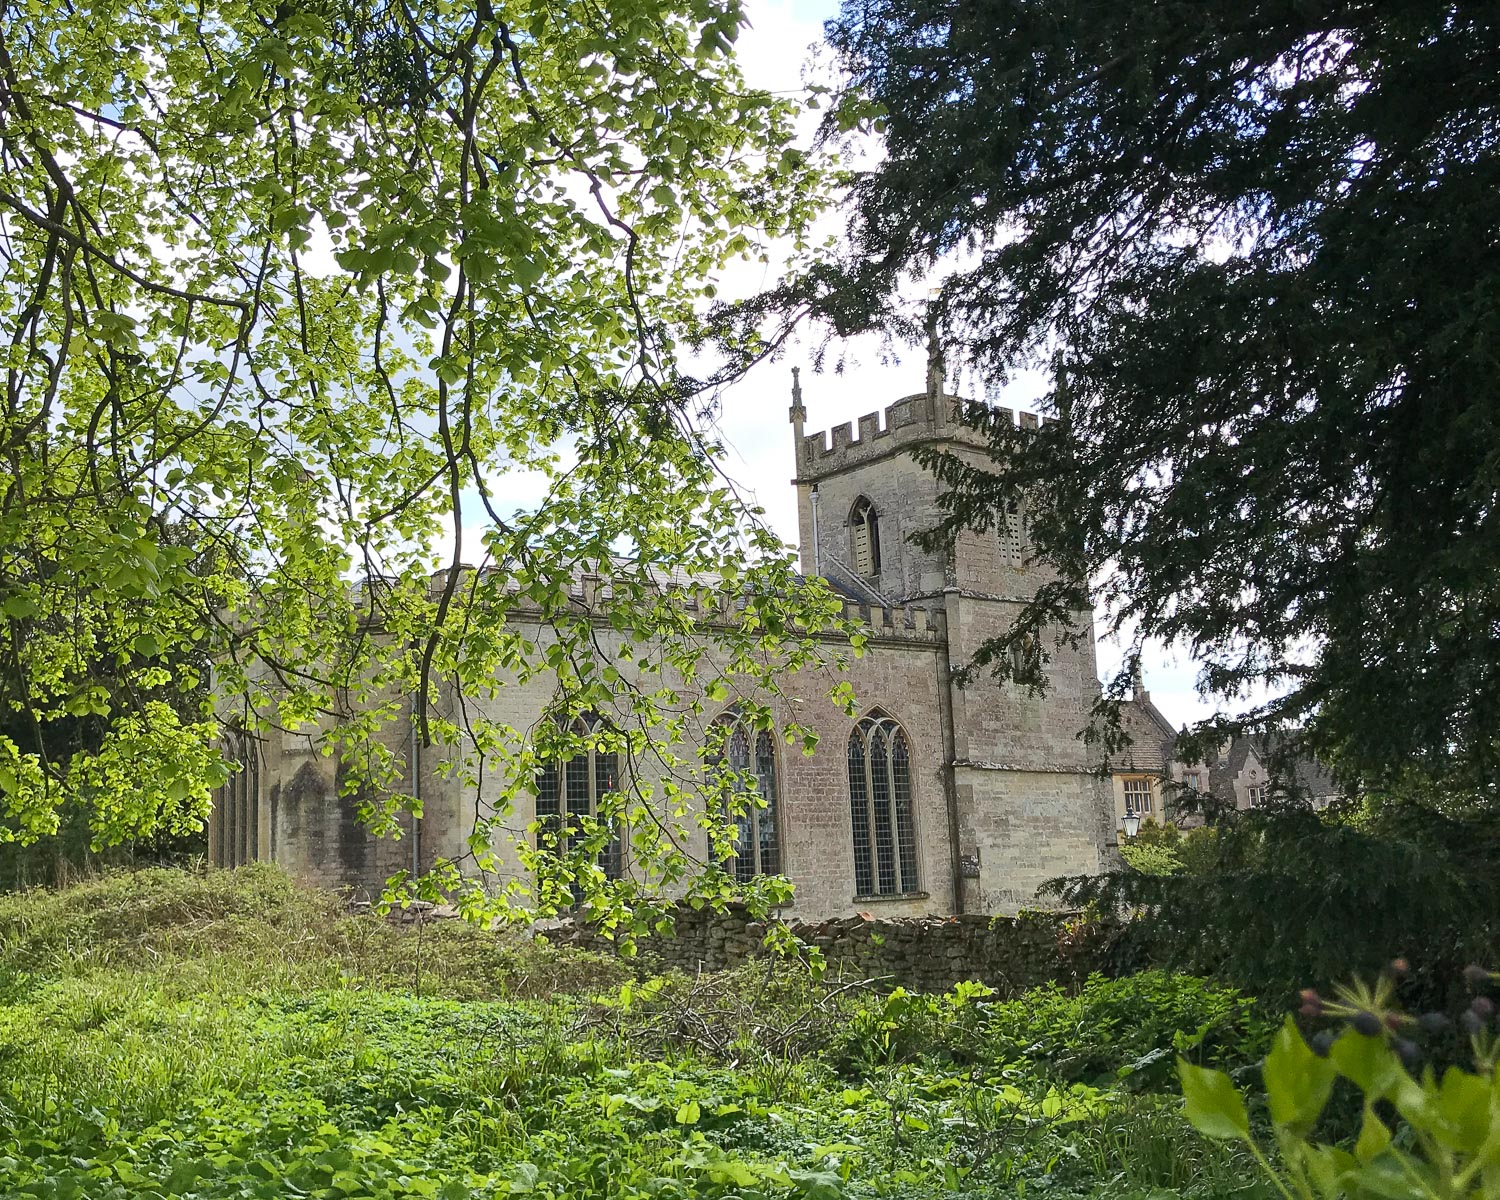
left=0, top=867, right=1273, bottom=1199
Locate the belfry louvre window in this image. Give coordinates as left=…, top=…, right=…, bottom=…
left=850, top=497, right=881, bottom=578
left=708, top=711, right=781, bottom=882
left=535, top=715, right=623, bottom=880
left=847, top=713, right=919, bottom=896
left=998, top=501, right=1023, bottom=566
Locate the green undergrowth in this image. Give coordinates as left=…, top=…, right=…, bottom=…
left=0, top=867, right=1275, bottom=1199
left=0, top=864, right=632, bottom=1003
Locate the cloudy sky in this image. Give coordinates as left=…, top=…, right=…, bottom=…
left=691, top=0, right=1221, bottom=731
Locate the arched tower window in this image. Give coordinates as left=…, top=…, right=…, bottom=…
left=849, top=497, right=881, bottom=579
left=535, top=714, right=623, bottom=880
left=847, top=713, right=919, bottom=896
left=707, top=710, right=782, bottom=882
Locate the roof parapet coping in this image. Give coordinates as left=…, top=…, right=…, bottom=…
left=424, top=565, right=945, bottom=643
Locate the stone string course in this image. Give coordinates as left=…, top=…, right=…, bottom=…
left=541, top=904, right=1114, bottom=997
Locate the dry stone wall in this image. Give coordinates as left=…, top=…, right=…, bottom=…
left=542, top=904, right=1114, bottom=996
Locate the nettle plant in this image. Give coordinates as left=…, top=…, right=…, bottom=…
left=1178, top=965, right=1500, bottom=1198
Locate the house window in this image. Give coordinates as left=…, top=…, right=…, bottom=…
left=1246, top=785, right=1266, bottom=808
left=848, top=713, right=919, bottom=896
left=708, top=711, right=781, bottom=882
left=998, top=501, right=1023, bottom=566
left=1183, top=772, right=1202, bottom=792
left=535, top=714, right=623, bottom=880
left=1123, top=776, right=1153, bottom=817
left=850, top=497, right=881, bottom=578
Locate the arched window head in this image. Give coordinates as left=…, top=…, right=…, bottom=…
left=534, top=713, right=623, bottom=881
left=706, top=709, right=782, bottom=883
left=847, top=712, right=918, bottom=897
left=849, top=497, right=882, bottom=579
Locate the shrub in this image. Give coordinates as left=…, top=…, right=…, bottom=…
left=982, top=970, right=1274, bottom=1090
left=828, top=980, right=996, bottom=1070
left=1049, top=802, right=1500, bottom=1005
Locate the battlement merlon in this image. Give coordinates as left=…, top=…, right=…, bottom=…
left=795, top=394, right=1053, bottom=481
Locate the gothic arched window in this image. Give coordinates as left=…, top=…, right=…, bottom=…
left=708, top=711, right=782, bottom=882
left=849, top=497, right=881, bottom=578
left=213, top=730, right=259, bottom=868
left=535, top=714, right=623, bottom=880
left=847, top=713, right=919, bottom=896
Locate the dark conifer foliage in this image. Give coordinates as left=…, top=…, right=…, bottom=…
left=809, top=0, right=1500, bottom=788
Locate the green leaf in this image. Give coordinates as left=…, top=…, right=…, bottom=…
left=1354, top=1103, right=1392, bottom=1164
left=1177, top=1059, right=1250, bottom=1141
left=675, top=1099, right=700, bottom=1125
left=1263, top=1017, right=1334, bottom=1136
left=1425, top=1067, right=1493, bottom=1155
left=1328, top=1031, right=1403, bottom=1102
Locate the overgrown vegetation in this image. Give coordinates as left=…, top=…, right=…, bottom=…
left=0, top=867, right=1278, bottom=1199
left=1055, top=803, right=1500, bottom=1006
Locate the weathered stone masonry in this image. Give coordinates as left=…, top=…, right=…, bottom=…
left=543, top=904, right=1113, bottom=997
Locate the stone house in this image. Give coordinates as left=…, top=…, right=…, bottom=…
left=210, top=363, right=1117, bottom=920
left=1110, top=677, right=1345, bottom=832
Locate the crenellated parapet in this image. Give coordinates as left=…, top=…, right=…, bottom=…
left=798, top=393, right=933, bottom=477
left=839, top=598, right=946, bottom=643
left=797, top=392, right=1049, bottom=481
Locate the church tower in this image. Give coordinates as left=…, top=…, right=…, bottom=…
left=789, top=349, right=1112, bottom=912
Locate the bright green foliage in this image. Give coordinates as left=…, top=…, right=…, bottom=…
left=800, top=0, right=1500, bottom=791
left=829, top=980, right=997, bottom=1069
left=1119, top=821, right=1221, bottom=878
left=980, top=970, right=1274, bottom=1092
left=1180, top=1017, right=1500, bottom=1199
left=0, top=0, right=843, bottom=916
left=818, top=970, right=1272, bottom=1099
left=0, top=867, right=1279, bottom=1200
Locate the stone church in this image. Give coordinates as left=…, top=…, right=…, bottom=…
left=209, top=364, right=1116, bottom=920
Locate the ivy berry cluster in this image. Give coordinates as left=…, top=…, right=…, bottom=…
left=1295, top=961, right=1499, bottom=1073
